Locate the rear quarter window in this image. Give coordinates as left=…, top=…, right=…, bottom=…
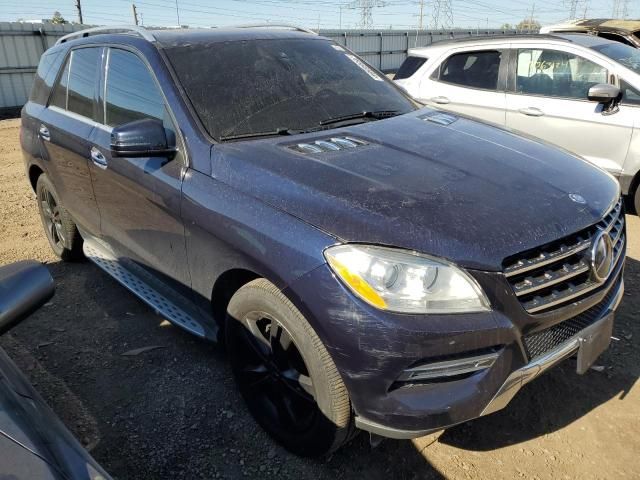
left=29, top=49, right=65, bottom=105
left=395, top=56, right=427, bottom=80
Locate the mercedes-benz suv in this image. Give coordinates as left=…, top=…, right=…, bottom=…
left=21, top=25, right=626, bottom=456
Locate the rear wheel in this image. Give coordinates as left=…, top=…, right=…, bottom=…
left=226, top=279, right=354, bottom=456
left=36, top=174, right=83, bottom=261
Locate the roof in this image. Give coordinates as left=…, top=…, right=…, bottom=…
left=407, top=32, right=614, bottom=54
left=55, top=25, right=322, bottom=48
left=151, top=27, right=322, bottom=48
left=541, top=18, right=640, bottom=34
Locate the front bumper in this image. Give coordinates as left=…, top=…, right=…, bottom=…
left=284, top=261, right=625, bottom=440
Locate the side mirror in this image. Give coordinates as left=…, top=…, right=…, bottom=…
left=588, top=84, right=621, bottom=115
left=110, top=118, right=176, bottom=158
left=0, top=261, right=54, bottom=336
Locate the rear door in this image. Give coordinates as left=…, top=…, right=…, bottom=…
left=88, top=47, right=191, bottom=292
left=505, top=44, right=634, bottom=176
left=38, top=47, right=103, bottom=235
left=415, top=47, right=508, bottom=126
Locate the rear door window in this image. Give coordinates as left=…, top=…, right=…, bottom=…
left=515, top=49, right=607, bottom=99
left=437, top=50, right=502, bottom=90
left=49, top=47, right=101, bottom=120
left=104, top=49, right=166, bottom=127
left=395, top=56, right=427, bottom=80
left=67, top=48, right=102, bottom=120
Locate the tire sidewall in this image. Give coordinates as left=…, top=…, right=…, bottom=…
left=226, top=281, right=349, bottom=456
left=36, top=174, right=66, bottom=256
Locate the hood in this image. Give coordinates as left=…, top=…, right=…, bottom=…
left=212, top=109, right=619, bottom=271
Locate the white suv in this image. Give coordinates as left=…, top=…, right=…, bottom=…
left=395, top=34, right=640, bottom=213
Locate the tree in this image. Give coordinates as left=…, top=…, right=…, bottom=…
left=51, top=11, right=68, bottom=24
left=500, top=23, right=513, bottom=30
left=516, top=18, right=541, bottom=32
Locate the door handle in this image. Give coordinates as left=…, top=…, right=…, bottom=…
left=430, top=96, right=451, bottom=105
left=518, top=107, right=545, bottom=117
left=38, top=124, right=50, bottom=142
left=90, top=147, right=108, bottom=170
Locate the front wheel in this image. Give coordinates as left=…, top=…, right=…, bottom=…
left=226, top=279, right=354, bottom=456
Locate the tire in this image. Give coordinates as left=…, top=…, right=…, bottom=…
left=36, top=174, right=84, bottom=261
left=226, top=278, right=354, bottom=456
left=635, top=185, right=640, bottom=217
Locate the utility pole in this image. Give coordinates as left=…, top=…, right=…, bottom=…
left=339, top=4, right=342, bottom=29
left=175, top=0, right=180, bottom=26
left=132, top=3, right=139, bottom=25
left=528, top=3, right=535, bottom=32
left=75, top=0, right=83, bottom=24
left=418, top=0, right=424, bottom=30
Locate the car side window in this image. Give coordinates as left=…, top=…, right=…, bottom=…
left=395, top=56, right=427, bottom=80
left=67, top=48, right=102, bottom=119
left=437, top=50, right=502, bottom=90
left=49, top=48, right=101, bottom=120
left=105, top=49, right=166, bottom=127
left=515, top=49, right=607, bottom=99
left=49, top=56, right=70, bottom=110
left=621, top=80, right=640, bottom=106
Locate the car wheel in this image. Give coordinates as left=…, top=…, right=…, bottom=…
left=36, top=174, right=84, bottom=261
left=226, top=278, right=354, bottom=456
left=635, top=185, right=640, bottom=216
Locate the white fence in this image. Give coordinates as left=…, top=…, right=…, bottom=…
left=0, top=23, right=531, bottom=109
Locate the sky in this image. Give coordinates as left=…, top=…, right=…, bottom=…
left=1, top=0, right=638, bottom=31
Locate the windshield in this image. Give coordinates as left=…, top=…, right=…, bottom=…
left=165, top=38, right=416, bottom=141
left=591, top=42, right=640, bottom=75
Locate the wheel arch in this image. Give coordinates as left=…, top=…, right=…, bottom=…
left=28, top=164, right=44, bottom=192
left=210, top=268, right=261, bottom=339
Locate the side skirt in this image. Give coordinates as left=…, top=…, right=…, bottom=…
left=82, top=234, right=215, bottom=340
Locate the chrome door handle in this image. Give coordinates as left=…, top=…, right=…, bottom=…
left=431, top=96, right=451, bottom=105
left=518, top=107, right=545, bottom=117
left=38, top=124, right=50, bottom=141
left=90, top=147, right=108, bottom=170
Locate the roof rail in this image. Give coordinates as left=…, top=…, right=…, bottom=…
left=230, top=23, right=318, bottom=35
left=56, top=25, right=156, bottom=45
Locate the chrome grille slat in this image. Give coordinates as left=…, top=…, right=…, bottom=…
left=513, top=260, right=590, bottom=296
left=504, top=239, right=590, bottom=278
left=505, top=199, right=625, bottom=314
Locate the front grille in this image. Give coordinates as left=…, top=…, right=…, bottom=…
left=504, top=199, right=625, bottom=314
left=523, top=279, right=620, bottom=359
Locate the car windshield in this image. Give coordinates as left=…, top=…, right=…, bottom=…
left=591, top=42, right=640, bottom=75
left=164, top=38, right=416, bottom=141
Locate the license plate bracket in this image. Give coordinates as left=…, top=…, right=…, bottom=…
left=576, top=313, right=614, bottom=374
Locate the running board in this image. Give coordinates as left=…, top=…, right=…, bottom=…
left=83, top=237, right=207, bottom=338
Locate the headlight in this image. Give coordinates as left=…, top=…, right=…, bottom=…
left=324, top=245, right=490, bottom=314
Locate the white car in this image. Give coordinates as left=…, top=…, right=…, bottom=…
left=394, top=34, right=640, bottom=213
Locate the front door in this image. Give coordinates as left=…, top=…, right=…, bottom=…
left=505, top=47, right=634, bottom=177
left=88, top=47, right=191, bottom=293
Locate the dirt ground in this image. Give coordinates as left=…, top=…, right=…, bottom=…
left=1, top=117, right=639, bottom=479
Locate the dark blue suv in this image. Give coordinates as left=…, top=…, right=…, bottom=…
left=21, top=25, right=626, bottom=456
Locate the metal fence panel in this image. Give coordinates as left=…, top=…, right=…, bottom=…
left=0, top=23, right=530, bottom=109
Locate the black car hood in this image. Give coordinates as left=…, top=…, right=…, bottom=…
left=212, top=109, right=619, bottom=271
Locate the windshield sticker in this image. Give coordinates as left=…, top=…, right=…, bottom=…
left=345, top=54, right=383, bottom=81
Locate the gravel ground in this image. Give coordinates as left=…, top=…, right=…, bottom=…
left=1, top=117, right=639, bottom=479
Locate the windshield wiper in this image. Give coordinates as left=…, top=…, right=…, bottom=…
left=219, top=128, right=299, bottom=141
left=318, top=110, right=401, bottom=126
